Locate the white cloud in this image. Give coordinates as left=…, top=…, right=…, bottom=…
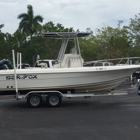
left=0, top=0, right=140, bottom=34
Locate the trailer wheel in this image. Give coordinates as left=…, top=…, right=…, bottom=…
left=46, top=93, right=62, bottom=107
left=27, top=94, right=42, bottom=108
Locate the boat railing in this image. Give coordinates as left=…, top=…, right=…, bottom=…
left=85, top=57, right=140, bottom=66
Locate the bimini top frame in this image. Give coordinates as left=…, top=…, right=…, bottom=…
left=43, top=32, right=90, bottom=38
left=42, top=32, right=90, bottom=66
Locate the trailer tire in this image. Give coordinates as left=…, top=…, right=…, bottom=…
left=46, top=93, right=62, bottom=107
left=27, top=94, right=42, bottom=108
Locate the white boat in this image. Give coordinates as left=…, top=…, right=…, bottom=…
left=0, top=32, right=139, bottom=94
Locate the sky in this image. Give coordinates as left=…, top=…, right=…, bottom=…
left=0, top=0, right=140, bottom=34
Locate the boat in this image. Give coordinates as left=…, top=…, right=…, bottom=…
left=0, top=32, right=140, bottom=94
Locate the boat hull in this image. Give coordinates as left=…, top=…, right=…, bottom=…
left=0, top=65, right=139, bottom=94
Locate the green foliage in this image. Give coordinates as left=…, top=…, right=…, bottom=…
left=79, top=31, right=99, bottom=61
left=17, top=4, right=44, bottom=64
left=42, top=21, right=74, bottom=33
left=128, top=13, right=140, bottom=47
left=17, top=5, right=43, bottom=35
left=0, top=24, right=4, bottom=32
left=42, top=21, right=75, bottom=59
left=0, top=32, right=7, bottom=59
left=79, top=25, right=133, bottom=61
left=96, top=25, right=131, bottom=59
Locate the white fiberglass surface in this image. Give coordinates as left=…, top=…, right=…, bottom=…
left=0, top=65, right=139, bottom=75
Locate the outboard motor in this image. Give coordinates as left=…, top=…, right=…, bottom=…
left=0, top=59, right=13, bottom=69
left=6, top=60, right=13, bottom=69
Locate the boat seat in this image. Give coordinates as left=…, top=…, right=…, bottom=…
left=38, top=63, right=48, bottom=68
left=54, top=54, right=84, bottom=68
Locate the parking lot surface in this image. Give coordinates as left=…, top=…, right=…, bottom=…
left=0, top=91, right=140, bottom=140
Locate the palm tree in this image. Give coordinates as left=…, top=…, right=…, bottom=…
left=17, top=4, right=43, bottom=40
left=17, top=5, right=43, bottom=65
left=0, top=24, right=4, bottom=32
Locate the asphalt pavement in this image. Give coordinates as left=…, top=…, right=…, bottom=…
left=0, top=81, right=140, bottom=140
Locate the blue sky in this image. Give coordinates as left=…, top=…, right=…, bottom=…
left=0, top=0, right=140, bottom=34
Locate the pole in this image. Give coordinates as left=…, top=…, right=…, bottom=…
left=17, top=52, right=19, bottom=69
left=12, top=50, right=18, bottom=99
left=20, top=53, right=22, bottom=69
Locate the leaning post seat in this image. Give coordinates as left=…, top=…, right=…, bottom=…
left=53, top=54, right=84, bottom=68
